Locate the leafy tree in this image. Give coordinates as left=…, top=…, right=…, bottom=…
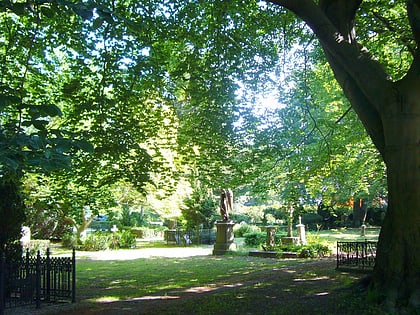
left=267, top=0, right=419, bottom=309
left=182, top=186, right=217, bottom=230
left=2, top=0, right=417, bottom=309
left=0, top=3, right=92, bottom=252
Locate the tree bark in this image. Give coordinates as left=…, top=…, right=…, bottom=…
left=267, top=0, right=420, bottom=309
left=374, top=69, right=420, bottom=308
left=352, top=198, right=367, bottom=227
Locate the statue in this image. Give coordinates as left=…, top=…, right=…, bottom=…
left=220, top=189, right=233, bottom=221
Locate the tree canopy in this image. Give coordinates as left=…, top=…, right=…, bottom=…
left=1, top=0, right=418, bottom=310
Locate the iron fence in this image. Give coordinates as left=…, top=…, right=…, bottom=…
left=336, top=240, right=377, bottom=272
left=0, top=248, right=75, bottom=314
left=165, top=229, right=216, bottom=245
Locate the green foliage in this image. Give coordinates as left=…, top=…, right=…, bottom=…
left=0, top=0, right=398, bottom=261
left=119, top=230, right=137, bottom=249
left=182, top=186, right=217, bottom=229
left=120, top=204, right=134, bottom=227
left=62, top=233, right=78, bottom=249
left=74, top=231, right=136, bottom=251
left=297, top=244, right=331, bottom=258
left=243, top=231, right=266, bottom=247
left=234, top=223, right=261, bottom=237
left=25, top=239, right=50, bottom=256
left=82, top=233, right=109, bottom=251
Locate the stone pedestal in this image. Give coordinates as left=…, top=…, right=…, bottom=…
left=296, top=224, right=307, bottom=245
left=281, top=236, right=300, bottom=245
left=266, top=226, right=276, bottom=249
left=213, top=221, right=236, bottom=255
left=360, top=224, right=366, bottom=236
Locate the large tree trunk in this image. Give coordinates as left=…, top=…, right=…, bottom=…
left=268, top=0, right=420, bottom=309
left=374, top=82, right=420, bottom=308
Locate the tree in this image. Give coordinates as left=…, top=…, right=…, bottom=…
left=267, top=0, right=419, bottom=309
left=182, top=185, right=217, bottom=231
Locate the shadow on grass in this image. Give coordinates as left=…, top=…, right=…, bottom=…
left=38, top=256, right=383, bottom=315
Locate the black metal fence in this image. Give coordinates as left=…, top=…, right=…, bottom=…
left=0, top=248, right=76, bottom=314
left=165, top=229, right=216, bottom=245
left=336, top=240, right=377, bottom=272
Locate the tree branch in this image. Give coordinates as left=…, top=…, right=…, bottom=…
left=266, top=0, right=389, bottom=156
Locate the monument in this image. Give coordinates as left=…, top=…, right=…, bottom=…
left=20, top=226, right=31, bottom=249
left=265, top=225, right=276, bottom=250
left=280, top=212, right=300, bottom=245
left=213, top=189, right=236, bottom=255
left=296, top=216, right=307, bottom=245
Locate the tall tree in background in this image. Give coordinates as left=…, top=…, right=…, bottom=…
left=267, top=0, right=419, bottom=309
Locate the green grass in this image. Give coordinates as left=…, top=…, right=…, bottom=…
left=76, top=255, right=300, bottom=302
left=313, top=227, right=380, bottom=242
left=36, top=228, right=384, bottom=314
left=69, top=253, right=383, bottom=315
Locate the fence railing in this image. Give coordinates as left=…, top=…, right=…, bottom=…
left=165, top=229, right=216, bottom=245
left=0, top=248, right=76, bottom=314
left=336, top=240, right=377, bottom=272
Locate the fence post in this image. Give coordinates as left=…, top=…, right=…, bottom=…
left=46, top=248, right=50, bottom=302
left=336, top=242, right=339, bottom=269
left=0, top=252, right=5, bottom=315
left=72, top=248, right=76, bottom=303
left=25, top=248, right=30, bottom=276
left=36, top=251, right=41, bottom=309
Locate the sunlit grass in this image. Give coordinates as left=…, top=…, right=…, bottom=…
left=10, top=229, right=386, bottom=314
left=75, top=255, right=299, bottom=302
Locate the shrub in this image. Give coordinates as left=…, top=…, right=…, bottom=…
left=61, top=233, right=78, bottom=249
left=26, top=239, right=50, bottom=256
left=244, top=231, right=266, bottom=247
left=82, top=233, right=109, bottom=251
left=119, top=230, right=136, bottom=248
left=234, top=223, right=261, bottom=237
left=298, top=244, right=331, bottom=258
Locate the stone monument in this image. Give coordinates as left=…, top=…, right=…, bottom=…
left=266, top=226, right=276, bottom=250
left=213, top=189, right=236, bottom=255
left=296, top=216, right=307, bottom=245
left=281, top=213, right=300, bottom=245
left=20, top=226, right=31, bottom=249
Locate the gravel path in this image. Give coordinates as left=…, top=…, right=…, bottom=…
left=71, top=246, right=214, bottom=260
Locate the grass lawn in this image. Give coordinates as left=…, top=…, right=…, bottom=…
left=10, top=228, right=385, bottom=315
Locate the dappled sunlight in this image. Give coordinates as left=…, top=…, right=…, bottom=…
left=92, top=296, right=121, bottom=303
left=130, top=295, right=180, bottom=301
left=75, top=246, right=213, bottom=261
left=74, top=249, right=364, bottom=311
left=184, top=285, right=218, bottom=293
left=293, top=276, right=330, bottom=282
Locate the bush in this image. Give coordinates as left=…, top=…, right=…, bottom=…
left=298, top=244, right=331, bottom=258
left=26, top=239, right=50, bottom=256
left=119, top=230, right=136, bottom=248
left=82, top=233, right=109, bottom=251
left=61, top=233, right=78, bottom=249
left=234, top=223, right=261, bottom=237
left=244, top=231, right=266, bottom=247
left=278, top=242, right=331, bottom=258
left=75, top=231, right=137, bottom=251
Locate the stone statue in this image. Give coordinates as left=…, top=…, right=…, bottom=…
left=220, top=189, right=233, bottom=221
